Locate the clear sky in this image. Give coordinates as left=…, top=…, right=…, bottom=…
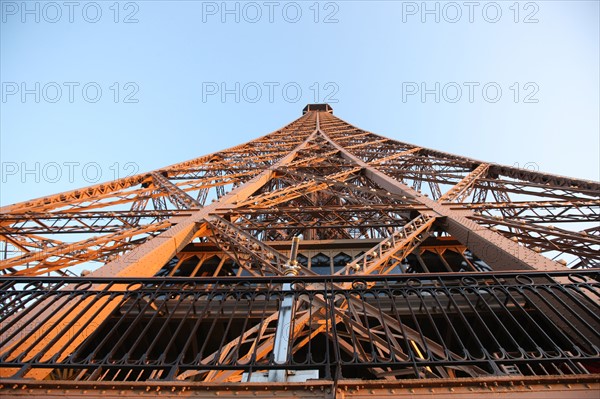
left=1, top=0, right=598, bottom=206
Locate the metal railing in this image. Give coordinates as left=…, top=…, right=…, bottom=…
left=1, top=271, right=598, bottom=382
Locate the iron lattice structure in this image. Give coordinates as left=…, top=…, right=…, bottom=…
left=0, top=104, right=599, bottom=397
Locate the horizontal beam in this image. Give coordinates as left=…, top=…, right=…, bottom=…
left=1, top=376, right=598, bottom=398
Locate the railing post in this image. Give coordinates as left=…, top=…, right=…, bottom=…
left=268, top=237, right=301, bottom=382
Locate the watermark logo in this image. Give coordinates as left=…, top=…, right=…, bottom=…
left=1, top=82, right=140, bottom=103
left=401, top=1, right=539, bottom=23
left=1, top=162, right=139, bottom=184
left=201, top=1, right=339, bottom=23
left=401, top=82, right=539, bottom=103
left=512, top=161, right=539, bottom=172
left=201, top=81, right=339, bottom=103
left=1, top=1, right=140, bottom=23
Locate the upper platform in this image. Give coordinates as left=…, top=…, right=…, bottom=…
left=302, top=104, right=333, bottom=114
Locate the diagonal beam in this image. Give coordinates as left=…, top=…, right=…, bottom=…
left=276, top=168, right=417, bottom=206
left=150, top=171, right=202, bottom=209
left=236, top=167, right=363, bottom=208
left=337, top=214, right=435, bottom=275
left=0, top=233, right=64, bottom=253
left=0, top=221, right=172, bottom=275
left=471, top=214, right=600, bottom=261
left=438, top=163, right=490, bottom=203
left=369, top=147, right=422, bottom=165
left=318, top=121, right=563, bottom=272
left=203, top=215, right=288, bottom=275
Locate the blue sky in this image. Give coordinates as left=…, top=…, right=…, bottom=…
left=1, top=0, right=599, bottom=206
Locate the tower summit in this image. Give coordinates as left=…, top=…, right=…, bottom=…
left=302, top=103, right=333, bottom=114
left=1, top=106, right=598, bottom=397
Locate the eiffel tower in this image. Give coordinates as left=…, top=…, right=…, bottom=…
left=1, top=104, right=598, bottom=398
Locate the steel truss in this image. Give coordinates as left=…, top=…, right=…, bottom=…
left=0, top=105, right=598, bottom=396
